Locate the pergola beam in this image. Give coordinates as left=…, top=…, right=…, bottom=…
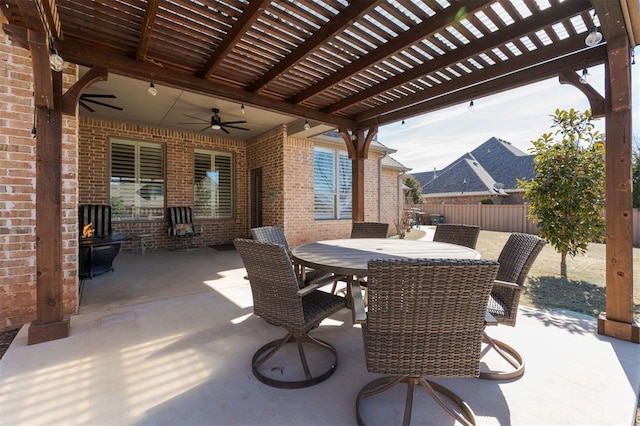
left=288, top=0, right=495, bottom=106
left=357, top=45, right=606, bottom=128
left=55, top=39, right=356, bottom=130
left=323, top=0, right=592, bottom=114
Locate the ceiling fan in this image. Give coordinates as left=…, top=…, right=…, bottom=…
left=180, top=108, right=249, bottom=134
left=79, top=94, right=123, bottom=113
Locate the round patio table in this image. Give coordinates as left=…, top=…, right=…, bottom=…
left=291, top=238, right=481, bottom=318
left=291, top=238, right=480, bottom=278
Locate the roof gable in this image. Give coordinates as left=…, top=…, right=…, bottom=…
left=411, top=137, right=534, bottom=196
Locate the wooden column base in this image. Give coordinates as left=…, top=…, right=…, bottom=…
left=28, top=315, right=70, bottom=345
left=597, top=313, right=639, bottom=343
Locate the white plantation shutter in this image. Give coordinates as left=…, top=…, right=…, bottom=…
left=194, top=149, right=234, bottom=219
left=314, top=147, right=351, bottom=219
left=110, top=139, right=164, bottom=221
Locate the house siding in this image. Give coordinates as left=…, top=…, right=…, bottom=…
left=79, top=117, right=249, bottom=251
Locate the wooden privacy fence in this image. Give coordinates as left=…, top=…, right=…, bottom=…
left=419, top=204, right=640, bottom=246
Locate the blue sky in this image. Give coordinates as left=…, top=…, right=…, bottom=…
left=378, top=48, right=640, bottom=174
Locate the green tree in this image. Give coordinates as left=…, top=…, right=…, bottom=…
left=404, top=175, right=423, bottom=205
left=518, top=109, right=605, bottom=277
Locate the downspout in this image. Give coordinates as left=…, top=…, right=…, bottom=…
left=378, top=153, right=386, bottom=222
left=398, top=171, right=406, bottom=234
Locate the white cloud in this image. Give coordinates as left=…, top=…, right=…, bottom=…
left=379, top=55, right=638, bottom=173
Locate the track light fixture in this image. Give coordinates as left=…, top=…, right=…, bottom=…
left=48, top=38, right=64, bottom=72
left=401, top=119, right=405, bottom=127
left=467, top=99, right=474, bottom=112
left=148, top=74, right=158, bottom=96
left=241, top=102, right=245, bottom=115
left=579, top=68, right=590, bottom=84
left=303, top=117, right=311, bottom=130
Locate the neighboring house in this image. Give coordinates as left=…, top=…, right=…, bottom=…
left=412, top=137, right=535, bottom=205
left=0, top=32, right=409, bottom=332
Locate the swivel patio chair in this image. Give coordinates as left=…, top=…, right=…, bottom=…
left=481, top=232, right=546, bottom=380
left=250, top=226, right=335, bottom=287
left=433, top=224, right=481, bottom=249
left=167, top=206, right=201, bottom=251
left=350, top=221, right=389, bottom=239
left=354, top=258, right=499, bottom=426
left=234, top=238, right=346, bottom=389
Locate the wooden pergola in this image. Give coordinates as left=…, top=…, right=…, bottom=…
left=1, top=0, right=638, bottom=344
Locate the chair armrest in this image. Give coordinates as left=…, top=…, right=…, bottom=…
left=351, top=279, right=367, bottom=324
left=485, top=311, right=498, bottom=326
left=493, top=279, right=522, bottom=290
left=297, top=284, right=319, bottom=297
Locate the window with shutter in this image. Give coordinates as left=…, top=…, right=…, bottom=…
left=110, top=139, right=164, bottom=221
left=194, top=149, right=234, bottom=219
left=313, top=146, right=352, bottom=219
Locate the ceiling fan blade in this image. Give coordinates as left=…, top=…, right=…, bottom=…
left=200, top=125, right=211, bottom=132
left=221, top=127, right=230, bottom=134
left=220, top=120, right=247, bottom=125
left=79, top=100, right=95, bottom=113
left=83, top=98, right=123, bottom=111
left=179, top=122, right=209, bottom=125
left=222, top=124, right=250, bottom=131
left=81, top=94, right=117, bottom=99
left=183, top=114, right=208, bottom=123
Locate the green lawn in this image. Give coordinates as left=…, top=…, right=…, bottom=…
left=475, top=230, right=640, bottom=319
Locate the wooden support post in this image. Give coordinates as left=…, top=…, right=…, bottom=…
left=597, top=36, right=639, bottom=343
left=339, top=127, right=378, bottom=222
left=28, top=68, right=69, bottom=345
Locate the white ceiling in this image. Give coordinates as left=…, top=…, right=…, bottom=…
left=78, top=68, right=332, bottom=140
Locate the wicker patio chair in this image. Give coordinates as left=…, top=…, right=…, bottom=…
left=350, top=221, right=389, bottom=239
left=432, top=224, right=481, bottom=249
left=250, top=226, right=335, bottom=287
left=234, top=238, right=346, bottom=389
left=167, top=206, right=201, bottom=251
left=354, top=258, right=499, bottom=426
left=481, top=232, right=546, bottom=380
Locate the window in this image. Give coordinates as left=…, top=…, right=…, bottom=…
left=314, top=146, right=352, bottom=219
left=110, top=139, right=164, bottom=221
left=194, top=149, right=234, bottom=219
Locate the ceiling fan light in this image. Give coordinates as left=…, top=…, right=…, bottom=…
left=211, top=124, right=221, bottom=130
left=585, top=27, right=602, bottom=46
left=49, top=52, right=64, bottom=72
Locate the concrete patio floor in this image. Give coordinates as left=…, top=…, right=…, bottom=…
left=1, top=240, right=639, bottom=425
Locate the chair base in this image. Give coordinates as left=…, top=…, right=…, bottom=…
left=479, top=332, right=525, bottom=380
left=252, top=332, right=338, bottom=389
left=356, top=376, right=476, bottom=426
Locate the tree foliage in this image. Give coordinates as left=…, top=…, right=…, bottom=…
left=404, top=175, right=424, bottom=205
left=518, top=109, right=605, bottom=277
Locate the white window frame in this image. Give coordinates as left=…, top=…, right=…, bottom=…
left=109, top=138, right=165, bottom=221
left=314, top=146, right=352, bottom=220
left=194, top=149, right=234, bottom=220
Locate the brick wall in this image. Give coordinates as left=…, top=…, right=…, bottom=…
left=246, top=126, right=285, bottom=230
left=0, top=21, right=79, bottom=332
left=79, top=117, right=249, bottom=250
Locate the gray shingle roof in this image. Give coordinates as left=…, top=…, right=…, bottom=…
left=411, top=137, right=534, bottom=197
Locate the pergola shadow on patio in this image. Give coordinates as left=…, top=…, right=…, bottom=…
left=1, top=248, right=638, bottom=425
